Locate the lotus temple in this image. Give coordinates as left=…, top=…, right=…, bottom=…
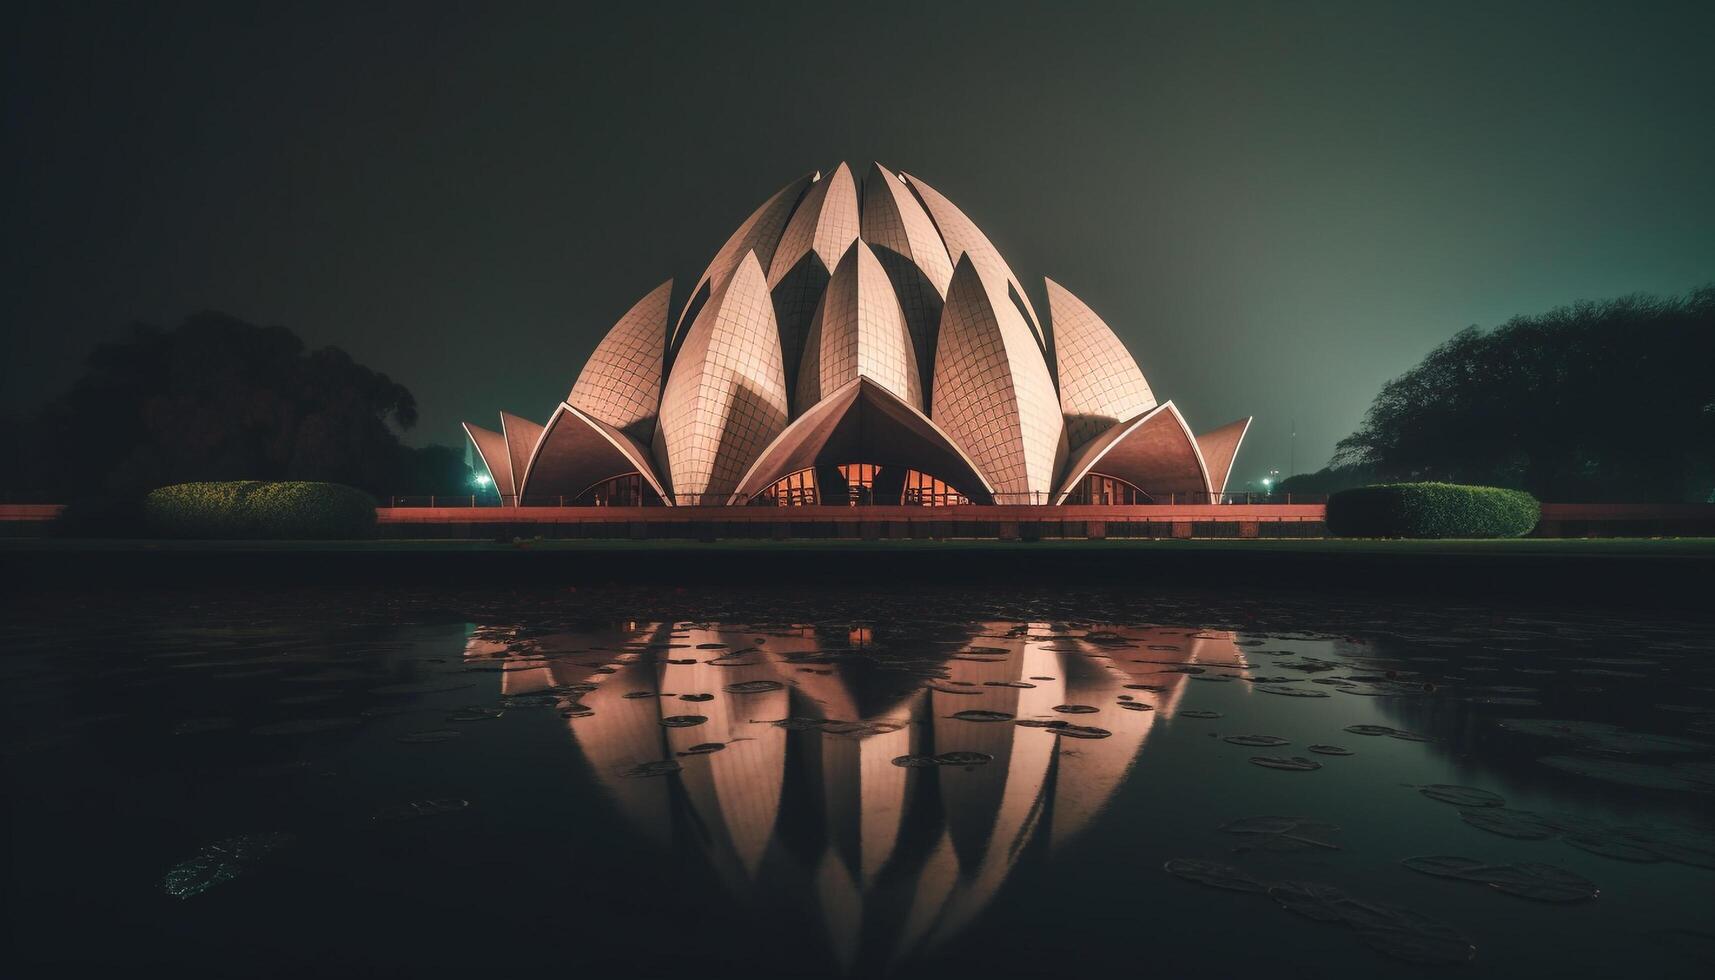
left=464, top=163, right=1250, bottom=507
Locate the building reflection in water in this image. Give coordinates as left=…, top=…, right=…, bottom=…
left=465, top=621, right=1246, bottom=973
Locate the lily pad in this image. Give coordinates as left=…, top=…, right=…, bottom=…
left=1419, top=784, right=1506, bottom=808
left=1255, top=685, right=1330, bottom=698
left=1163, top=858, right=1270, bottom=893
left=658, top=715, right=707, bottom=728
left=620, top=761, right=681, bottom=778
left=723, top=680, right=784, bottom=694
left=1224, top=735, right=1290, bottom=747
left=950, top=709, right=1016, bottom=723
left=1249, top=756, right=1321, bottom=771
left=1052, top=704, right=1099, bottom=714
left=1459, top=808, right=1558, bottom=840
left=1308, top=744, right=1353, bottom=756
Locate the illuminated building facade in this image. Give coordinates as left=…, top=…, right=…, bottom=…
left=465, top=163, right=1249, bottom=506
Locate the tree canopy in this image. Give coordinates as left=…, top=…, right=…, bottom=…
left=17, top=312, right=472, bottom=501
left=1332, top=285, right=1715, bottom=502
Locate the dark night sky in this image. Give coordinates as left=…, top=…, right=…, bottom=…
left=5, top=1, right=1713, bottom=482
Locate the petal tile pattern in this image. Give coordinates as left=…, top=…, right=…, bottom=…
left=932, top=257, right=1065, bottom=501
left=568, top=279, right=673, bottom=442
left=798, top=241, right=922, bottom=412
left=655, top=252, right=790, bottom=504
left=1048, top=277, right=1157, bottom=450
left=466, top=161, right=1247, bottom=506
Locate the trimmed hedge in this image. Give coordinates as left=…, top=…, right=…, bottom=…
left=143, top=481, right=377, bottom=539
left=1326, top=483, right=1539, bottom=538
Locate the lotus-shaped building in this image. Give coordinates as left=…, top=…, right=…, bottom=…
left=464, top=163, right=1250, bottom=506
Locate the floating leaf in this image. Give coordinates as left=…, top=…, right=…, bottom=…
left=950, top=710, right=1015, bottom=723
left=1221, top=816, right=1341, bottom=851
left=1052, top=704, right=1099, bottom=714
left=1224, top=735, right=1290, bottom=747
left=1053, top=724, right=1113, bottom=739
left=1419, top=784, right=1505, bottom=808
left=620, top=761, right=681, bottom=778
left=1249, top=756, right=1321, bottom=771
left=1163, top=858, right=1270, bottom=893
left=1117, top=701, right=1155, bottom=712
left=1539, top=755, right=1712, bottom=792
left=723, top=680, right=784, bottom=694
left=658, top=715, right=707, bottom=728
left=934, top=751, right=994, bottom=766
left=1459, top=808, right=1557, bottom=840
left=1307, top=744, right=1353, bottom=756
left=1255, top=685, right=1329, bottom=698
left=1561, top=835, right=1663, bottom=863
left=1180, top=710, right=1223, bottom=720
left=678, top=743, right=726, bottom=756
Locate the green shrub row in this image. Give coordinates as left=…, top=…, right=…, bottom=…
left=143, top=481, right=377, bottom=539
left=1326, top=482, right=1539, bottom=538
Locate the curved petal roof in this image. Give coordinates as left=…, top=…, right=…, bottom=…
left=932, top=257, right=1066, bottom=501
left=568, top=279, right=672, bottom=442
left=900, top=171, right=1046, bottom=348
left=671, top=171, right=816, bottom=349
left=728, top=377, right=995, bottom=505
left=1053, top=401, right=1212, bottom=504
left=1047, top=277, right=1157, bottom=450
left=860, top=162, right=953, bottom=296
left=461, top=421, right=511, bottom=499
left=499, top=412, right=543, bottom=500
left=1196, top=416, right=1253, bottom=497
left=656, top=251, right=791, bottom=504
left=797, top=240, right=922, bottom=412
left=768, top=163, right=860, bottom=287
left=518, top=401, right=670, bottom=503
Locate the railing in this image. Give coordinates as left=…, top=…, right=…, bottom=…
left=383, top=491, right=1327, bottom=508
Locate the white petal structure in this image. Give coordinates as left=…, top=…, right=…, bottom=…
left=1197, top=416, right=1254, bottom=498
left=461, top=421, right=511, bottom=500
left=860, top=162, right=952, bottom=402
left=729, top=377, right=994, bottom=505
left=769, top=163, right=861, bottom=401
left=519, top=401, right=670, bottom=504
left=1053, top=401, right=1212, bottom=504
left=900, top=171, right=1046, bottom=348
left=1047, top=277, right=1157, bottom=450
left=932, top=257, right=1066, bottom=502
left=567, top=279, right=672, bottom=442
left=797, top=241, right=922, bottom=412
left=671, top=171, right=817, bottom=350
left=468, top=161, right=1247, bottom=507
left=654, top=251, right=790, bottom=504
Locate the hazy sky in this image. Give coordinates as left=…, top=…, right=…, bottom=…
left=5, top=1, right=1712, bottom=482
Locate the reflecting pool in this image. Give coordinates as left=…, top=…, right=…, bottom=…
left=3, top=587, right=1712, bottom=977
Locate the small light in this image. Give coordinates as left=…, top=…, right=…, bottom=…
left=1261, top=478, right=1273, bottom=489
left=473, top=472, right=492, bottom=487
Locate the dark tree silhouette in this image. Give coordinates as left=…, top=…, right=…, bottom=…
left=1333, top=286, right=1715, bottom=502
left=25, top=312, right=473, bottom=501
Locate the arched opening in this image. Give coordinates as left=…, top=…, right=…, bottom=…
left=519, top=472, right=664, bottom=507
left=750, top=463, right=971, bottom=506
left=1064, top=472, right=1151, bottom=505
left=576, top=473, right=663, bottom=507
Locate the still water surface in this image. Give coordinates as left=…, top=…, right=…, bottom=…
left=3, top=587, right=1712, bottom=977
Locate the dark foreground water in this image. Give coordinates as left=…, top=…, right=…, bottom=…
left=3, top=586, right=1712, bottom=978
